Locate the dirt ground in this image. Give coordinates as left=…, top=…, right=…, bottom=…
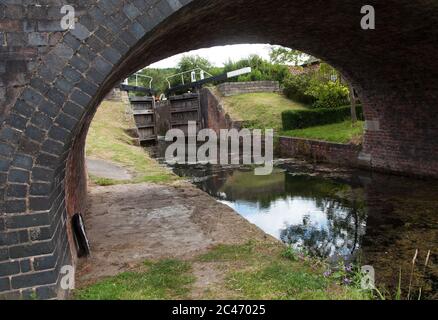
left=86, top=157, right=133, bottom=180
left=75, top=180, right=272, bottom=292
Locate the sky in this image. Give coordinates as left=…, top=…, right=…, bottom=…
left=148, top=43, right=273, bottom=69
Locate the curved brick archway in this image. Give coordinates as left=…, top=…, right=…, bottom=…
left=1, top=0, right=438, bottom=298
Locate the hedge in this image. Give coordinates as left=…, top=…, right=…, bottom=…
left=281, top=105, right=363, bottom=130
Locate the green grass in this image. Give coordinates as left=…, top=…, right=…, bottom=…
left=197, top=242, right=255, bottom=262
left=199, top=242, right=372, bottom=300
left=86, top=100, right=178, bottom=185
left=220, top=91, right=364, bottom=143
left=281, top=120, right=364, bottom=144
left=227, top=262, right=327, bottom=299
left=88, top=175, right=120, bottom=186
left=222, top=92, right=308, bottom=131
left=75, top=242, right=372, bottom=300
left=227, top=265, right=368, bottom=300
left=75, top=259, right=195, bottom=300
left=89, top=173, right=176, bottom=187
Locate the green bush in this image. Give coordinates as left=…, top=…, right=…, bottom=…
left=237, top=69, right=263, bottom=82
left=283, top=61, right=351, bottom=108
left=305, top=80, right=350, bottom=109
left=282, top=105, right=363, bottom=130
left=223, top=55, right=290, bottom=84
left=283, top=74, right=316, bottom=105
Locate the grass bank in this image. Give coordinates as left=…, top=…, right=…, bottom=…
left=76, top=259, right=194, bottom=300
left=281, top=120, right=364, bottom=144
left=75, top=241, right=371, bottom=300
left=86, top=99, right=178, bottom=185
left=221, top=92, right=308, bottom=131
left=219, top=91, right=363, bottom=144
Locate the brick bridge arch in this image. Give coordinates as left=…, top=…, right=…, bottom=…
left=0, top=0, right=437, bottom=298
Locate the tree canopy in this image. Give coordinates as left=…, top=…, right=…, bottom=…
left=269, top=46, right=310, bottom=65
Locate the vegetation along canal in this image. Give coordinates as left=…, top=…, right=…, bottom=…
left=147, top=143, right=437, bottom=299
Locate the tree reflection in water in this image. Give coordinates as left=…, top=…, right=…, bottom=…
left=186, top=166, right=369, bottom=260
left=279, top=197, right=367, bottom=259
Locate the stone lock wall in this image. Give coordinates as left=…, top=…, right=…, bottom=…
left=1, top=0, right=438, bottom=299
left=217, top=81, right=280, bottom=97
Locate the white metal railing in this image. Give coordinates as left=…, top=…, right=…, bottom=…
left=123, top=73, right=153, bottom=89
left=134, top=73, right=153, bottom=89
left=165, top=67, right=213, bottom=89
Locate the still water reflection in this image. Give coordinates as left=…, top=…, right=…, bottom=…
left=148, top=144, right=437, bottom=299
left=203, top=168, right=367, bottom=259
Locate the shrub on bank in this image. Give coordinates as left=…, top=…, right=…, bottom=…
left=281, top=105, right=363, bottom=130
left=305, top=80, right=350, bottom=109
left=283, top=74, right=316, bottom=105
left=283, top=60, right=352, bottom=109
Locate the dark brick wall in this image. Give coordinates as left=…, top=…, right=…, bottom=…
left=278, top=136, right=364, bottom=168
left=0, top=0, right=438, bottom=298
left=0, top=0, right=195, bottom=299
left=200, top=87, right=243, bottom=134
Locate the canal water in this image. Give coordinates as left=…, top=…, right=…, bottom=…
left=147, top=144, right=437, bottom=299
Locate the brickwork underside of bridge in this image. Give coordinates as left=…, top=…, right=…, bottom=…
left=0, top=0, right=437, bottom=298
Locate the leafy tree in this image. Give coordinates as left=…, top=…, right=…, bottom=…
left=169, top=55, right=219, bottom=89
left=223, top=54, right=290, bottom=84
left=177, top=55, right=214, bottom=73
left=269, top=46, right=309, bottom=65
left=130, top=55, right=219, bottom=95
left=130, top=67, right=177, bottom=95
left=348, top=83, right=358, bottom=123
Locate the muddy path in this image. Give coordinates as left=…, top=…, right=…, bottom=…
left=75, top=181, right=274, bottom=291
